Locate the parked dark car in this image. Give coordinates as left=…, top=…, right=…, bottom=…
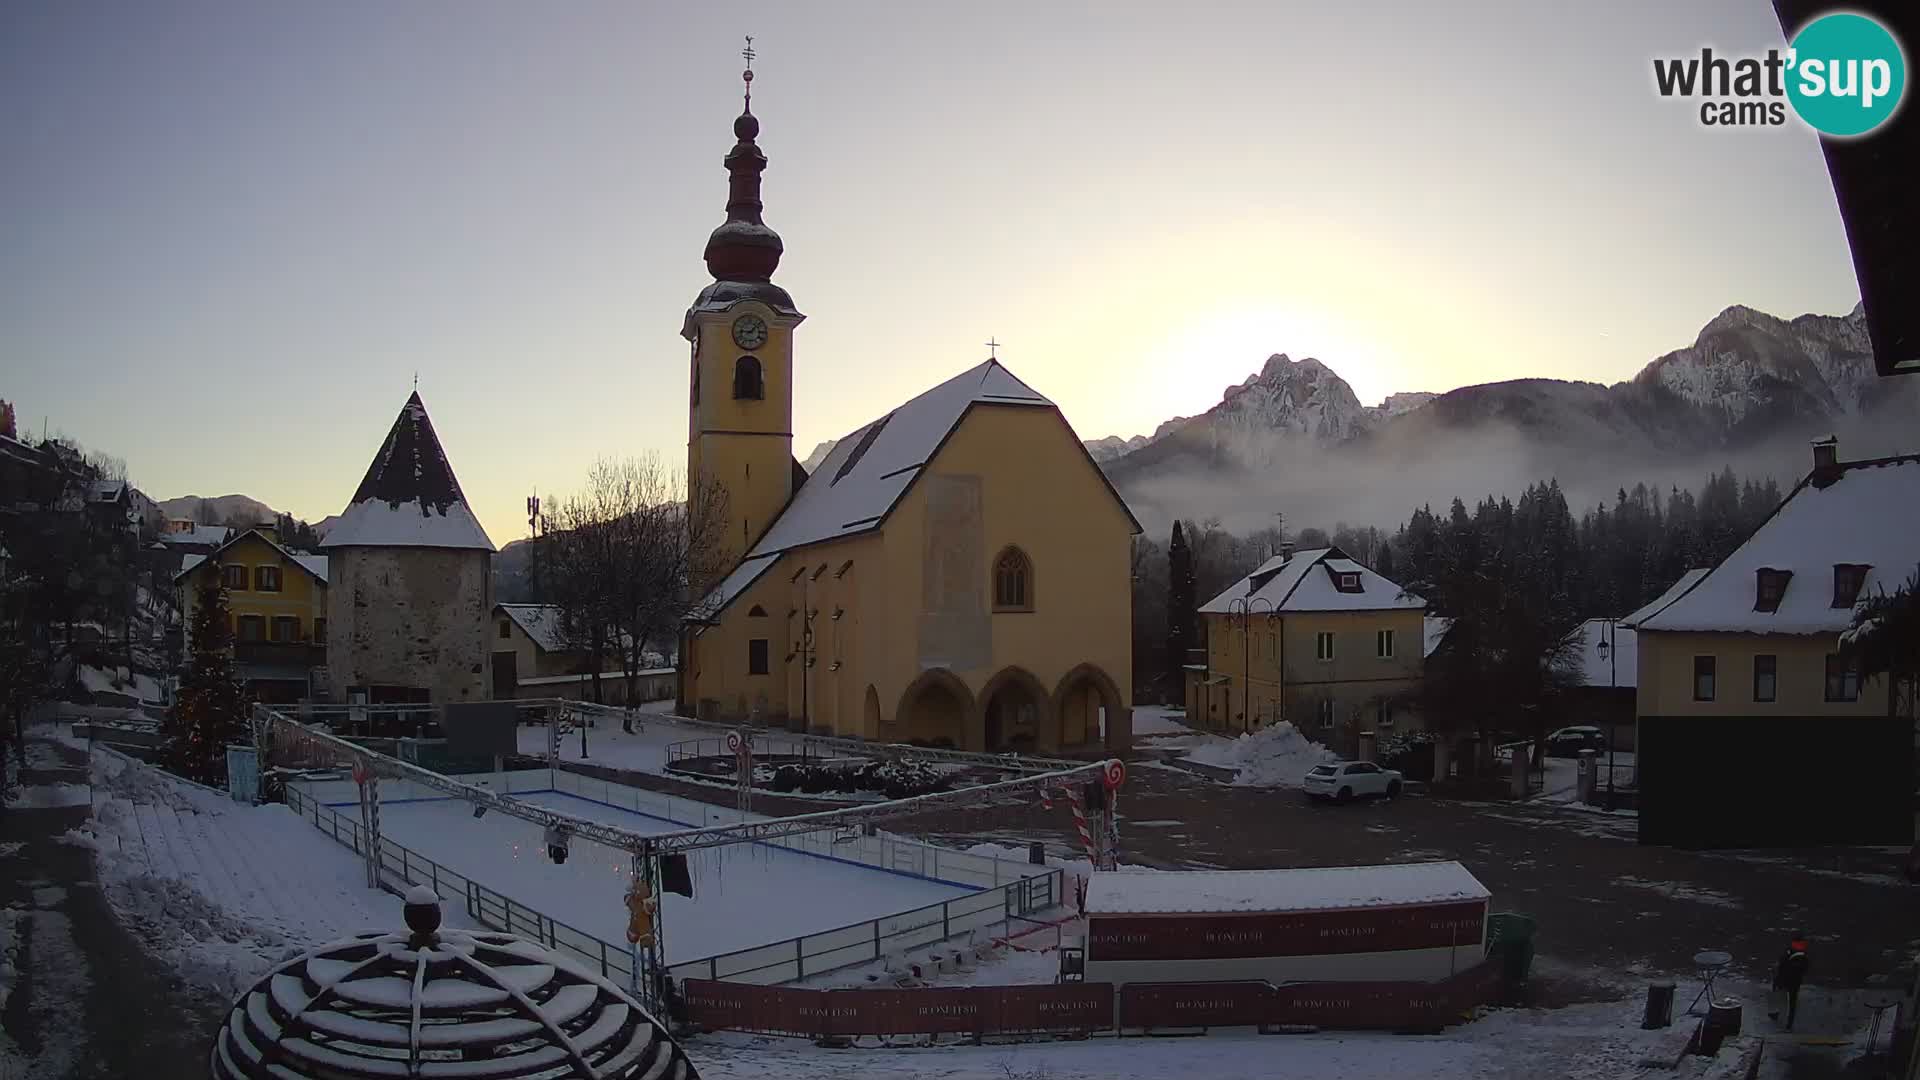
left=1545, top=726, right=1609, bottom=757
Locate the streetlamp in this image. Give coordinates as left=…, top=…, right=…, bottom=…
left=1595, top=619, right=1618, bottom=804
left=1227, top=596, right=1277, bottom=735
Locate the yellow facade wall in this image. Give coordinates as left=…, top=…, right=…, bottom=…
left=686, top=301, right=799, bottom=568
left=180, top=532, right=328, bottom=644
left=1197, top=608, right=1425, bottom=742
left=1635, top=630, right=1888, bottom=717
left=686, top=402, right=1135, bottom=752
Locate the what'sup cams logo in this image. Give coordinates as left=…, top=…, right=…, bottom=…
left=1654, top=11, right=1907, bottom=136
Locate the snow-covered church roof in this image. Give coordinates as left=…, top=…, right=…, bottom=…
left=1634, top=454, right=1920, bottom=634
left=1198, top=547, right=1424, bottom=614
left=691, top=359, right=1140, bottom=620
left=321, top=392, right=495, bottom=552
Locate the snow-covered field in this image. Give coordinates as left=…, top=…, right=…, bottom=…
left=514, top=701, right=700, bottom=776
left=362, top=790, right=977, bottom=964
left=1182, top=722, right=1339, bottom=787
left=67, top=749, right=458, bottom=998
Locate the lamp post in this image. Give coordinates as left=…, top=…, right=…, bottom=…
left=1227, top=597, right=1276, bottom=735
left=1596, top=619, right=1617, bottom=804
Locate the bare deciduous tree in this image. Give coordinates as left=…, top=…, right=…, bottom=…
left=542, top=456, right=729, bottom=728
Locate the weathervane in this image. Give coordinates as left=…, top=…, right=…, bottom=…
left=742, top=35, right=755, bottom=110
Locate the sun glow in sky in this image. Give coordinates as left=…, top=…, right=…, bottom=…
left=1, top=1, right=1862, bottom=543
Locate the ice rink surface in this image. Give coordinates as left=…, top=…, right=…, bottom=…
left=355, top=789, right=976, bottom=963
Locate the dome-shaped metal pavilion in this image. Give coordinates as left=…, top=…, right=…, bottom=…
left=210, top=887, right=696, bottom=1079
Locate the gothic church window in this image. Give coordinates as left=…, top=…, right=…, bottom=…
left=993, top=546, right=1034, bottom=612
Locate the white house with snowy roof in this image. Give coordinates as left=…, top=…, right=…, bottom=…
left=320, top=391, right=496, bottom=709
left=1625, top=438, right=1916, bottom=848
left=1187, top=545, right=1427, bottom=753
left=676, top=83, right=1138, bottom=752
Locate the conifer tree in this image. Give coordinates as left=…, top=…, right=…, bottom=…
left=1166, top=522, right=1195, bottom=690
left=166, top=571, right=249, bottom=785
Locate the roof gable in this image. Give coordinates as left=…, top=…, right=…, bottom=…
left=1199, top=547, right=1424, bottom=614
left=321, top=392, right=494, bottom=551
left=174, top=528, right=329, bottom=585
left=1635, top=455, right=1920, bottom=634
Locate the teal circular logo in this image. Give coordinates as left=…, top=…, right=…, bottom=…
left=1787, top=12, right=1907, bottom=137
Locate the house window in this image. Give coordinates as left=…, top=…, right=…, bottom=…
left=733, top=355, right=764, bottom=400
left=1376, top=629, right=1395, bottom=659
left=1315, top=632, right=1335, bottom=661
left=498, top=620, right=511, bottom=639
left=1317, top=699, right=1335, bottom=729
left=1832, top=564, right=1869, bottom=608
left=1753, top=654, right=1777, bottom=703
left=255, top=565, right=282, bottom=592
left=1692, top=655, right=1716, bottom=701
left=747, top=604, right=768, bottom=617
left=1824, top=654, right=1860, bottom=702
left=747, top=638, right=769, bottom=676
left=237, top=615, right=265, bottom=643
left=993, top=547, right=1034, bottom=611
left=270, top=616, right=300, bottom=643
left=314, top=618, right=328, bottom=644
left=1337, top=572, right=1361, bottom=592
left=222, top=564, right=249, bottom=591
left=1753, top=568, right=1791, bottom=612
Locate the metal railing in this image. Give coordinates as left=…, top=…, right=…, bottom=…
left=663, top=733, right=861, bottom=769
left=281, top=780, right=1062, bottom=987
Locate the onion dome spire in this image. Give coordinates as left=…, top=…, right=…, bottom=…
left=703, top=36, right=783, bottom=282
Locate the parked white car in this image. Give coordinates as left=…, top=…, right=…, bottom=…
left=1302, top=760, right=1404, bottom=803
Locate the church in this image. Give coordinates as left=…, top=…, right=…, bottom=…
left=677, top=66, right=1138, bottom=754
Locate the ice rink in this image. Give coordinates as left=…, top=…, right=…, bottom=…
left=354, top=789, right=978, bottom=964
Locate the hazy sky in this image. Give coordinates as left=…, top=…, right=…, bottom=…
left=2, top=1, right=1863, bottom=544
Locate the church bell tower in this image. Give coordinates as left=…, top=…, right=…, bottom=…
left=684, top=39, right=804, bottom=568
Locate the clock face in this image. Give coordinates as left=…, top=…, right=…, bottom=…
left=731, top=314, right=769, bottom=350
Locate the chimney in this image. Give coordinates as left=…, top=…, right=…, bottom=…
left=1810, top=435, right=1841, bottom=488
left=1280, top=541, right=1296, bottom=561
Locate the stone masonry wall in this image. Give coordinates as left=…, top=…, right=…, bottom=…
left=326, top=547, right=491, bottom=703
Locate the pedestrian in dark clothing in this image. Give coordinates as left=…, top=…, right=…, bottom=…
left=1769, top=937, right=1809, bottom=1030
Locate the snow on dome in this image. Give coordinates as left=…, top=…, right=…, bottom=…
left=210, top=904, right=696, bottom=1080
left=1085, top=861, right=1489, bottom=916
left=320, top=392, right=494, bottom=552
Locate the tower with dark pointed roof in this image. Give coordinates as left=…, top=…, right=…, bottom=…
left=322, top=392, right=496, bottom=704
left=684, top=46, right=805, bottom=581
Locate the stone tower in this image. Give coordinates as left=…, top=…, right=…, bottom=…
left=321, top=392, right=495, bottom=705
left=683, top=62, right=806, bottom=574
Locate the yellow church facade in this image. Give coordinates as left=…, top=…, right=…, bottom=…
left=676, top=78, right=1137, bottom=754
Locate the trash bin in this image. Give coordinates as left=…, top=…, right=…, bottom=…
left=1642, top=982, right=1676, bottom=1029
left=1486, top=913, right=1538, bottom=985
left=1705, top=999, right=1742, bottom=1042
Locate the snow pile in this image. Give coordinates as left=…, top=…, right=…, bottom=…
left=1182, top=722, right=1338, bottom=787
left=7, top=782, right=93, bottom=809
left=0, top=904, right=21, bottom=1010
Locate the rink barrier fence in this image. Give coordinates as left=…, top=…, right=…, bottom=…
left=282, top=779, right=1060, bottom=987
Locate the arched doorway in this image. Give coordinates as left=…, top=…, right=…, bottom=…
left=863, top=685, right=881, bottom=741
left=1053, top=664, right=1126, bottom=750
left=978, top=667, right=1049, bottom=753
left=893, top=669, right=972, bottom=748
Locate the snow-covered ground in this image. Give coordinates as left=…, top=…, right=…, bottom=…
left=362, top=790, right=977, bottom=964
left=514, top=700, right=692, bottom=775
left=65, top=749, right=458, bottom=998
left=1130, top=706, right=1191, bottom=737
left=1181, top=722, right=1339, bottom=788
left=685, top=994, right=1731, bottom=1080
left=79, top=664, right=164, bottom=704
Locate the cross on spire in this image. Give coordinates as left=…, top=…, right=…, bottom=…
left=985, top=338, right=1001, bottom=360
left=741, top=35, right=755, bottom=110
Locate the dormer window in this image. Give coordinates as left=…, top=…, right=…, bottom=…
left=1337, top=573, right=1361, bottom=592
left=1754, top=568, right=1792, bottom=612
left=1832, top=564, right=1870, bottom=609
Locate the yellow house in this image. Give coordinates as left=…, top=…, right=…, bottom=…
left=1625, top=440, right=1917, bottom=848
left=677, top=86, right=1138, bottom=753
left=175, top=526, right=328, bottom=702
left=1188, top=546, right=1426, bottom=753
